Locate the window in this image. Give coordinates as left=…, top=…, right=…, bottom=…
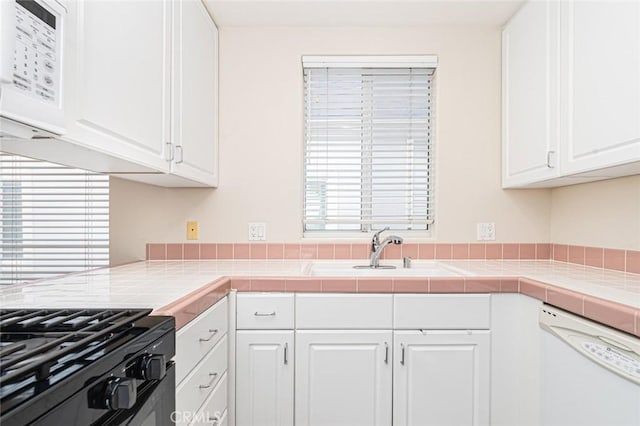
left=0, top=153, right=109, bottom=284
left=303, top=56, right=436, bottom=234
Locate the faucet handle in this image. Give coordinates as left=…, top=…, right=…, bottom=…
left=372, top=227, right=390, bottom=242
left=371, top=227, right=390, bottom=251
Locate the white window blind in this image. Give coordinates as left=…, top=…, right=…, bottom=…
left=303, top=58, right=436, bottom=233
left=0, top=153, right=109, bottom=284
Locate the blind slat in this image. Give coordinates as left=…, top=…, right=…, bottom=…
left=0, top=153, right=109, bottom=284
left=303, top=65, right=434, bottom=233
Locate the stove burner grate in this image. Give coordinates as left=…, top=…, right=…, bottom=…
left=0, top=309, right=151, bottom=385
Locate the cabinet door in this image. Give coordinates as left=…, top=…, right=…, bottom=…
left=394, top=331, right=491, bottom=426
left=502, top=0, right=560, bottom=187
left=560, top=1, right=640, bottom=175
left=171, top=0, right=219, bottom=186
left=295, top=330, right=392, bottom=426
left=236, top=331, right=293, bottom=426
left=64, top=0, right=171, bottom=172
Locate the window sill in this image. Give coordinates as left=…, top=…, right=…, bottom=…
left=302, top=230, right=434, bottom=242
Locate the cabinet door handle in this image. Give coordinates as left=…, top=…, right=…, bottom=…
left=546, top=150, right=555, bottom=168
left=284, top=342, right=289, bottom=365
left=384, top=342, right=389, bottom=364
left=199, top=372, right=218, bottom=389
left=175, top=145, right=184, bottom=164
left=254, top=311, right=276, bottom=317
left=400, top=343, right=405, bottom=365
left=199, top=329, right=218, bottom=342
left=166, top=142, right=174, bottom=161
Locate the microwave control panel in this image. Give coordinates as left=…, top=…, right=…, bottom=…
left=12, top=0, right=60, bottom=105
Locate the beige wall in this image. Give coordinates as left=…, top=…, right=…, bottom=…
left=550, top=176, right=640, bottom=251
left=110, top=26, right=553, bottom=265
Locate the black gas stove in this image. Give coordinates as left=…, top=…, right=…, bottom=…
left=0, top=308, right=176, bottom=425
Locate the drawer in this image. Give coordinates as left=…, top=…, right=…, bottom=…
left=237, top=293, right=294, bottom=329
left=176, top=297, right=228, bottom=384
left=176, top=334, right=228, bottom=418
left=394, top=294, right=491, bottom=329
left=188, top=375, right=228, bottom=426
left=195, top=409, right=227, bottom=426
left=296, top=294, right=393, bottom=329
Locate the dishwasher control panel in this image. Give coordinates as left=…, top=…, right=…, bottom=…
left=582, top=341, right=640, bottom=380
left=540, top=304, right=640, bottom=385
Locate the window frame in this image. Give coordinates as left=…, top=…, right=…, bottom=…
left=301, top=55, right=438, bottom=238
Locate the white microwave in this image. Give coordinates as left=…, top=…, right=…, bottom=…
left=0, top=0, right=65, bottom=139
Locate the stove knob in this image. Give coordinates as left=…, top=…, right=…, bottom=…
left=131, top=354, right=167, bottom=380
left=140, top=354, right=166, bottom=380
left=105, top=378, right=137, bottom=410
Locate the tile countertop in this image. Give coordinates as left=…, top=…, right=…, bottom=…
left=1, top=259, right=639, bottom=334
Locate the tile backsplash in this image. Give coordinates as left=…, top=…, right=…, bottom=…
left=145, top=242, right=640, bottom=275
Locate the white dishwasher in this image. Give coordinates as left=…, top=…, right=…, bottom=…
left=539, top=305, right=640, bottom=426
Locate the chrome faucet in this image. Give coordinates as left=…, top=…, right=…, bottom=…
left=369, top=227, right=403, bottom=268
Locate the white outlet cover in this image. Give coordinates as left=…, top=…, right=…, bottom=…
left=477, top=222, right=496, bottom=241
left=248, top=223, right=266, bottom=241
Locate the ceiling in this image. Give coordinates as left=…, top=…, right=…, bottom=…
left=204, top=0, right=525, bottom=28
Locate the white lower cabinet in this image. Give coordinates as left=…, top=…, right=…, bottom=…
left=233, top=293, right=493, bottom=426
left=294, top=330, right=393, bottom=426
left=393, top=331, right=491, bottom=426
left=189, top=373, right=228, bottom=426
left=235, top=331, right=294, bottom=426
left=175, top=297, right=229, bottom=426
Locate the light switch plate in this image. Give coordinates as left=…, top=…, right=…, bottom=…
left=248, top=223, right=266, bottom=241
left=477, top=222, right=495, bottom=241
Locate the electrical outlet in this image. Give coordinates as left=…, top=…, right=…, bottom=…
left=248, top=223, right=266, bottom=241
left=187, top=221, right=199, bottom=240
left=476, top=222, right=495, bottom=241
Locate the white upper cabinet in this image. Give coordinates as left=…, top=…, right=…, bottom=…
left=63, top=0, right=171, bottom=172
left=171, top=0, right=219, bottom=186
left=559, top=0, right=640, bottom=175
left=502, top=0, right=640, bottom=188
left=2, top=0, right=219, bottom=187
left=502, top=0, right=560, bottom=187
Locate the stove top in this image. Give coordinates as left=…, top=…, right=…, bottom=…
left=0, top=308, right=175, bottom=424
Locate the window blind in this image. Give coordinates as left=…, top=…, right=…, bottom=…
left=303, top=62, right=435, bottom=233
left=0, top=153, right=109, bottom=284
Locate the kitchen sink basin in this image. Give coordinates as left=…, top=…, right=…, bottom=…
left=308, top=261, right=470, bottom=277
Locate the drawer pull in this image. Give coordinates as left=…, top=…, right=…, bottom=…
left=254, top=311, right=276, bottom=317
left=199, top=329, right=219, bottom=342
left=209, top=412, right=222, bottom=425
left=199, top=372, right=218, bottom=389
